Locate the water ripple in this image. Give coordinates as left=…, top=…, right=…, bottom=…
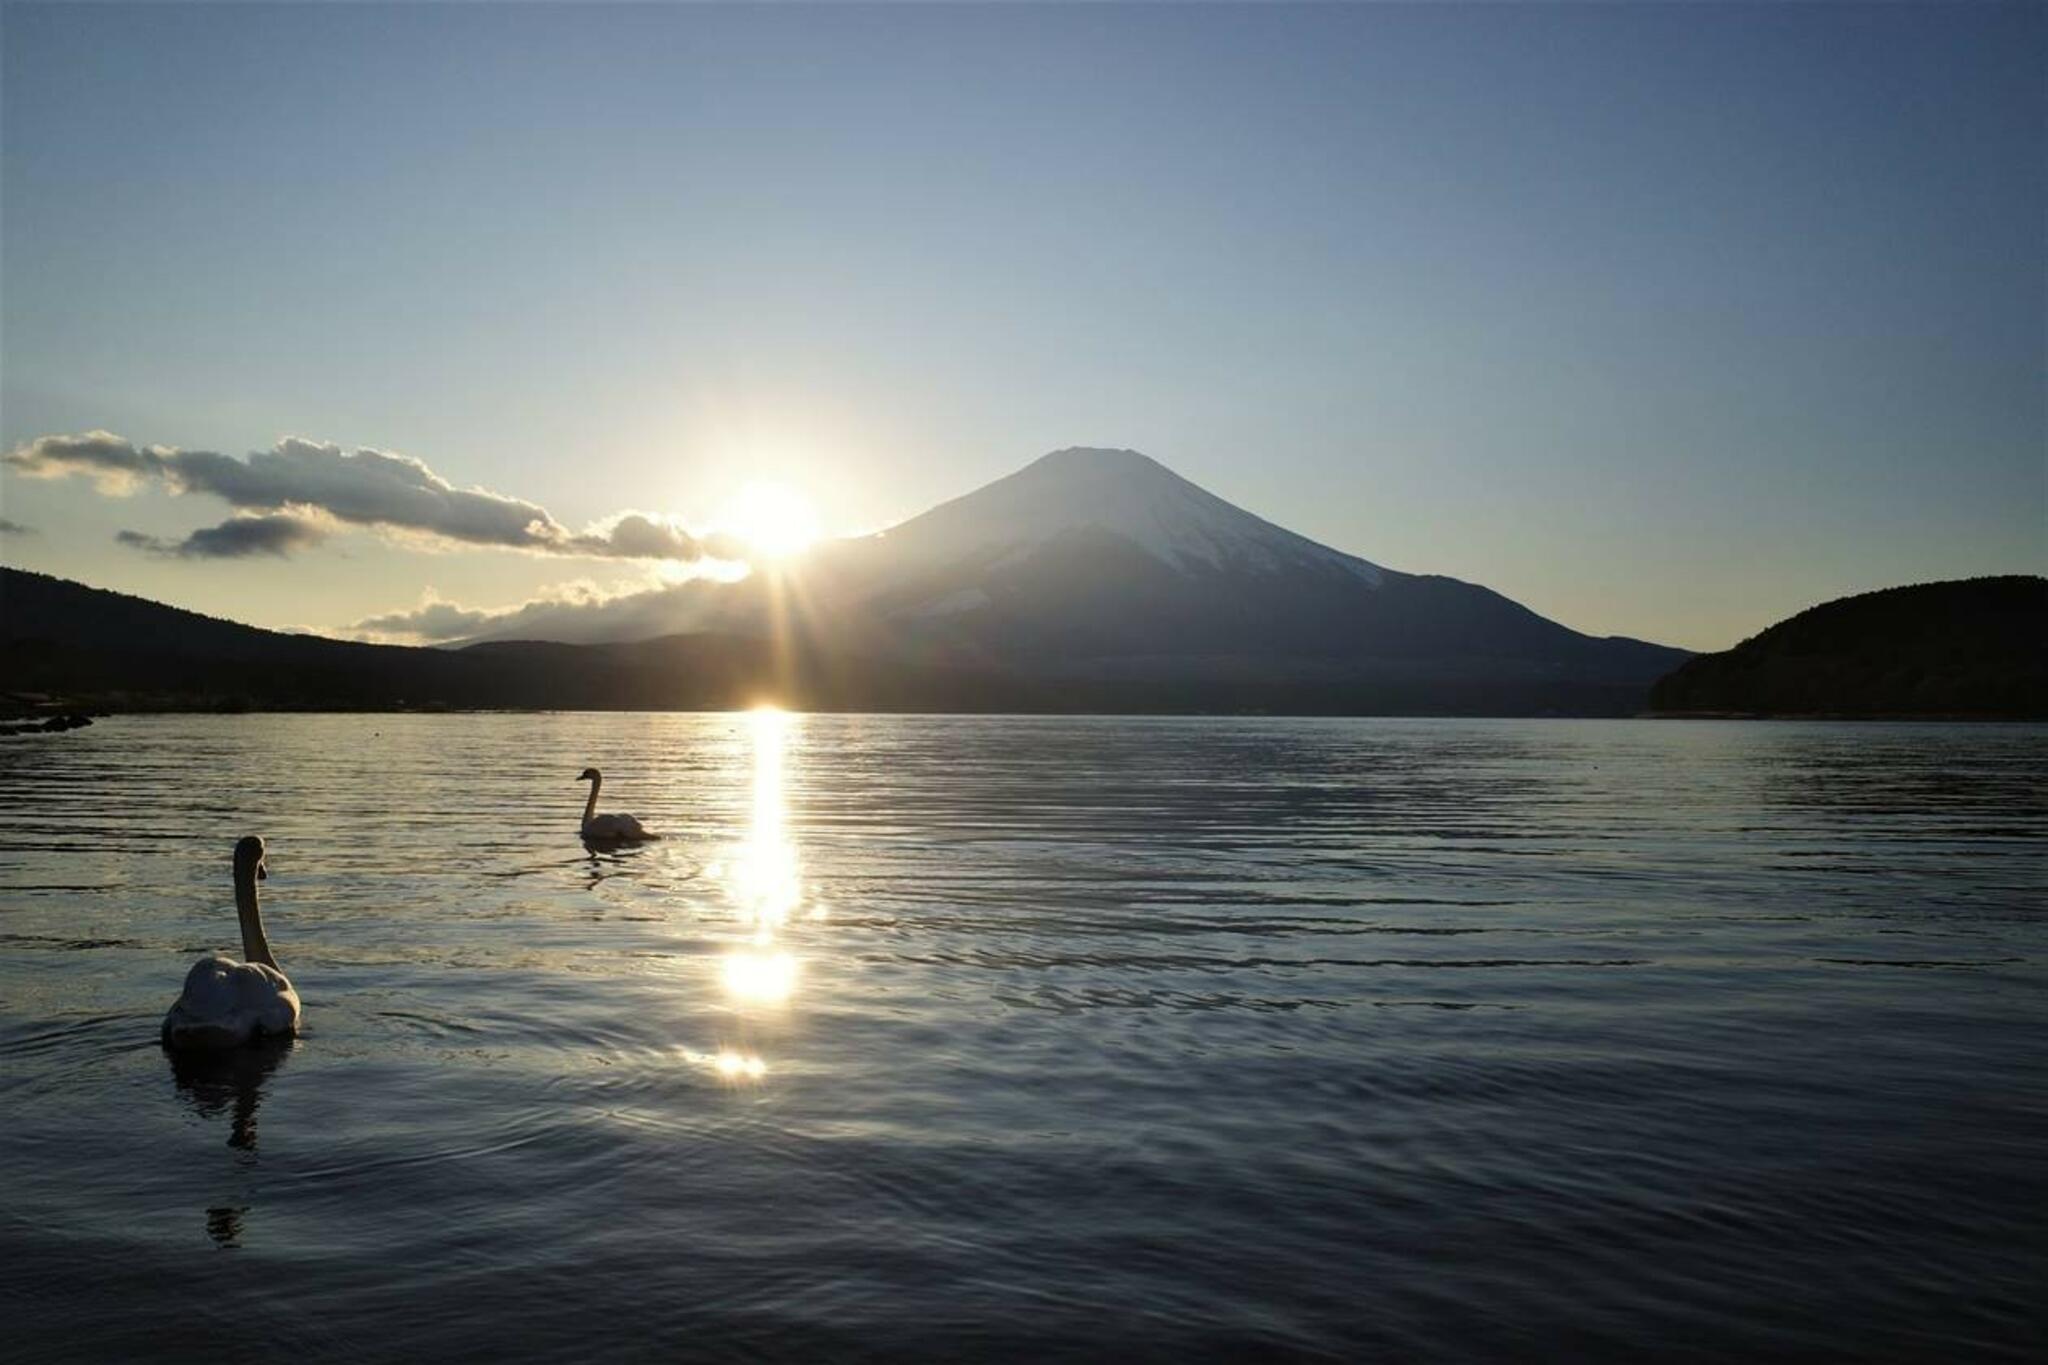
left=1, top=714, right=2043, bottom=1362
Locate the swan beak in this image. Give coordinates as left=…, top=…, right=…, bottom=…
left=257, top=862, right=268, bottom=881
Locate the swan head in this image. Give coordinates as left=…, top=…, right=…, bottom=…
left=577, top=767, right=601, bottom=783
left=234, top=834, right=268, bottom=882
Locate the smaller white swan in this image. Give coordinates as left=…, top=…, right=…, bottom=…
left=579, top=767, right=659, bottom=843
left=162, top=835, right=302, bottom=1049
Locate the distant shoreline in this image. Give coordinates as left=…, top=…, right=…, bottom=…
left=1646, top=709, right=2046, bottom=722
left=6, top=704, right=2042, bottom=726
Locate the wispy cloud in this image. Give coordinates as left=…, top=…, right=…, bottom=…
left=6, top=430, right=735, bottom=564
left=115, top=512, right=330, bottom=559
left=350, top=590, right=504, bottom=643
left=347, top=579, right=699, bottom=645
left=0, top=518, right=33, bottom=535
left=4, top=431, right=159, bottom=493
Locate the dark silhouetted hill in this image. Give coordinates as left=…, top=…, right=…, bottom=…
left=1650, top=576, right=2047, bottom=717
left=0, top=568, right=921, bottom=711
left=2, top=566, right=1678, bottom=715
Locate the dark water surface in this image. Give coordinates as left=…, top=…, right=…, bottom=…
left=2, top=715, right=2042, bottom=1362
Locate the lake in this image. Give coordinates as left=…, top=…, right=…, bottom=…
left=2, top=714, right=2042, bottom=1362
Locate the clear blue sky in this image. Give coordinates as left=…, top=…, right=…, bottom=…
left=3, top=2, right=2041, bottom=649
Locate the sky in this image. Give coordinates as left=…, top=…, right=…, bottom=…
left=2, top=1, right=2041, bottom=651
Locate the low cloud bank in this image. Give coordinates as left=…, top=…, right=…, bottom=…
left=116, top=512, right=330, bottom=559
left=6, top=431, right=732, bottom=564
left=348, top=580, right=671, bottom=644
left=351, top=594, right=499, bottom=643
left=346, top=572, right=762, bottom=646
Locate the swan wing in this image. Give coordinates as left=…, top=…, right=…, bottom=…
left=242, top=962, right=303, bottom=1036
left=583, top=813, right=658, bottom=841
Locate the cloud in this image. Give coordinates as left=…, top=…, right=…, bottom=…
left=349, top=591, right=499, bottom=643
left=340, top=565, right=784, bottom=645
left=5, top=430, right=733, bottom=563
left=0, top=518, right=33, bottom=535
left=115, top=512, right=330, bottom=559
left=3, top=431, right=161, bottom=492
left=348, top=579, right=699, bottom=645
left=564, top=511, right=735, bottom=562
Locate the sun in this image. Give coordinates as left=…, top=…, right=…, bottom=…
left=721, top=481, right=820, bottom=560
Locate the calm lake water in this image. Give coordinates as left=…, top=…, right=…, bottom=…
left=1, top=714, right=2042, bottom=1362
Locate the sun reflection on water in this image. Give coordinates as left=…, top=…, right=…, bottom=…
left=713, top=1051, right=768, bottom=1080
left=724, top=706, right=803, bottom=939
left=713, top=706, right=809, bottom=1023
left=695, top=707, right=820, bottom=1080
left=722, top=949, right=798, bottom=1004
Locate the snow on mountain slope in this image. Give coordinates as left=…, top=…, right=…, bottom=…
left=868, top=447, right=1386, bottom=586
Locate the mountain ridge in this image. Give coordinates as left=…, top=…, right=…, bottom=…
left=776, top=446, right=1685, bottom=685
left=0, top=564, right=1669, bottom=715
left=3, top=445, right=1696, bottom=714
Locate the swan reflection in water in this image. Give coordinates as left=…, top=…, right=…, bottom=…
left=168, top=1036, right=294, bottom=1156
left=204, top=1205, right=248, bottom=1249
left=167, top=1038, right=294, bottom=1248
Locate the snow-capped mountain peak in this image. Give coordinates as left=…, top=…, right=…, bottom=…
left=878, top=446, right=1385, bottom=584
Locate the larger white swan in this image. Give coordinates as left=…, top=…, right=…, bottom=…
left=578, top=767, right=659, bottom=843
left=162, top=835, right=302, bottom=1049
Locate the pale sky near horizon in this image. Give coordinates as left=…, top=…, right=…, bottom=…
left=2, top=2, right=2041, bottom=652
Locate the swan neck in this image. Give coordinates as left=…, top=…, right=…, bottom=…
left=583, top=775, right=600, bottom=826
left=234, top=866, right=279, bottom=971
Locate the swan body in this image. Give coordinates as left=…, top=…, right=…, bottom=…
left=579, top=767, right=659, bottom=843
left=163, top=836, right=302, bottom=1049
left=163, top=956, right=299, bottom=1049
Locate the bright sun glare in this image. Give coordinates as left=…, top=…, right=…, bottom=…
left=721, top=481, right=820, bottom=560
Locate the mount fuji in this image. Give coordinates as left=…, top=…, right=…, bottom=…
left=1, top=447, right=1691, bottom=715
left=828, top=448, right=1682, bottom=687
left=452, top=445, right=1688, bottom=711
